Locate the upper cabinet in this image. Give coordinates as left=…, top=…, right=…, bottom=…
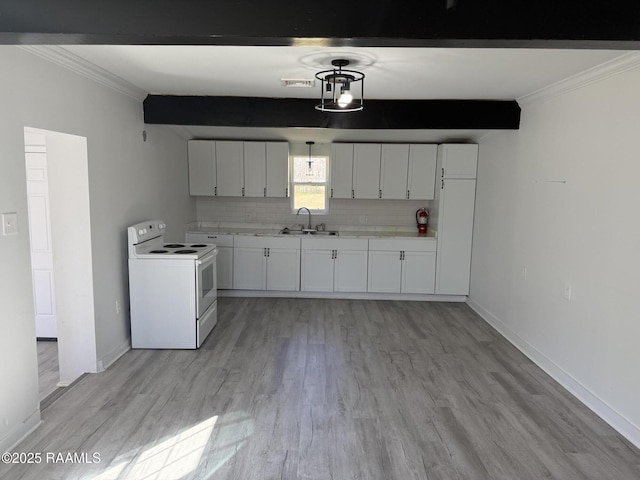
left=331, top=143, right=354, bottom=199
left=266, top=142, right=290, bottom=198
left=380, top=144, right=409, bottom=199
left=352, top=143, right=382, bottom=199
left=188, top=141, right=216, bottom=196
left=408, top=144, right=438, bottom=200
left=187, top=140, right=290, bottom=197
left=439, top=144, right=479, bottom=179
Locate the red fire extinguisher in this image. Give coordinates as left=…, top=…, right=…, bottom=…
left=416, top=208, right=429, bottom=235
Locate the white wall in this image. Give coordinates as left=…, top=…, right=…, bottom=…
left=469, top=65, right=640, bottom=446
left=0, top=46, right=194, bottom=451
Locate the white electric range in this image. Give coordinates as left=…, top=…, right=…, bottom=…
left=127, top=220, right=218, bottom=349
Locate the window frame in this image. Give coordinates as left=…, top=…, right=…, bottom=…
left=290, top=152, right=330, bottom=215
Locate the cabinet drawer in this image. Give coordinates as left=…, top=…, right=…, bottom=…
left=369, top=238, right=437, bottom=252
left=185, top=232, right=234, bottom=247
left=234, top=235, right=300, bottom=249
left=302, top=237, right=367, bottom=251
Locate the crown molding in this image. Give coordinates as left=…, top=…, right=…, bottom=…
left=18, top=45, right=147, bottom=101
left=517, top=52, right=640, bottom=105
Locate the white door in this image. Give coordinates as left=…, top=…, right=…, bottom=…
left=266, top=142, right=290, bottom=198
left=367, top=250, right=402, bottom=293
left=380, top=144, right=409, bottom=199
left=334, top=249, right=368, bottom=293
left=301, top=249, right=334, bottom=292
left=353, top=144, right=381, bottom=199
left=331, top=143, right=354, bottom=199
left=215, top=141, right=244, bottom=196
left=25, top=151, right=57, bottom=338
left=233, top=247, right=266, bottom=290
left=243, top=142, right=266, bottom=197
left=401, top=251, right=436, bottom=294
left=266, top=248, right=300, bottom=291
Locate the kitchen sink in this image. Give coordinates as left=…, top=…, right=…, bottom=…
left=279, top=228, right=338, bottom=236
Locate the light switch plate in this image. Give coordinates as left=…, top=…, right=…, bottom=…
left=2, top=212, right=18, bottom=235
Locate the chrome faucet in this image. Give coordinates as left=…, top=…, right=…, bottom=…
left=296, top=207, right=312, bottom=230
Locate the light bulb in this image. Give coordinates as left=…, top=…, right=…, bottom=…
left=338, top=91, right=353, bottom=108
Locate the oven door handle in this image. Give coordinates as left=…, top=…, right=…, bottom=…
left=198, top=249, right=218, bottom=265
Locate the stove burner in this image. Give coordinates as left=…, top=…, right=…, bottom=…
left=164, top=243, right=185, bottom=248
left=149, top=250, right=168, bottom=253
left=175, top=249, right=198, bottom=254
left=190, top=244, right=208, bottom=248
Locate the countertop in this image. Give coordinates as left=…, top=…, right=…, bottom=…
left=185, top=223, right=437, bottom=240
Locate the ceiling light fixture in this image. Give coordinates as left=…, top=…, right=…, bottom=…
left=315, top=59, right=364, bottom=113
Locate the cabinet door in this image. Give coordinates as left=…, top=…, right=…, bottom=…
left=233, top=247, right=266, bottom=290
left=367, top=250, right=402, bottom=293
left=334, top=249, right=368, bottom=293
left=331, top=143, right=354, bottom=199
left=188, top=141, right=216, bottom=196
left=401, top=251, right=436, bottom=294
left=439, top=144, right=478, bottom=179
left=215, top=141, right=244, bottom=196
left=408, top=144, right=437, bottom=200
left=266, top=142, right=290, bottom=198
left=435, top=179, right=476, bottom=295
left=243, top=142, right=266, bottom=197
left=216, top=246, right=234, bottom=289
left=353, top=144, right=382, bottom=199
left=380, top=144, right=409, bottom=199
left=301, top=249, right=335, bottom=292
left=266, top=248, right=300, bottom=291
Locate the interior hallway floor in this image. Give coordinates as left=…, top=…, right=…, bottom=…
left=4, top=298, right=640, bottom=479
left=37, top=340, right=59, bottom=402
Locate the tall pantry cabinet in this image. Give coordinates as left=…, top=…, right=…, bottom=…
left=433, top=144, right=478, bottom=295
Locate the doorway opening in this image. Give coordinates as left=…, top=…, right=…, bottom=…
left=24, top=127, right=97, bottom=405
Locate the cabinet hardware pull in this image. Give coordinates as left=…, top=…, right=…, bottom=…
left=214, top=186, right=217, bottom=196
left=285, top=187, right=288, bottom=197
left=264, top=187, right=267, bottom=197
left=442, top=167, right=445, bottom=177
left=441, top=179, right=444, bottom=189
left=267, top=248, right=270, bottom=257
left=242, top=187, right=245, bottom=197
left=407, top=190, right=410, bottom=199
left=331, top=188, right=334, bottom=198
left=379, top=189, right=382, bottom=199
left=352, top=189, right=355, bottom=199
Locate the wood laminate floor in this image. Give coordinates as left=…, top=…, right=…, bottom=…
left=4, top=298, right=640, bottom=480
left=37, top=340, right=59, bottom=402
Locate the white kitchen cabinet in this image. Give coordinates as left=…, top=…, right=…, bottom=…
left=266, top=142, right=289, bottom=198
left=188, top=140, right=216, bottom=196
left=215, top=141, right=244, bottom=197
left=439, top=144, right=478, bottom=179
left=185, top=232, right=234, bottom=289
left=434, top=144, right=478, bottom=295
left=380, top=144, right=410, bottom=199
left=331, top=143, right=354, bottom=199
left=243, top=142, right=266, bottom=197
left=408, top=144, right=438, bottom=200
left=301, top=238, right=368, bottom=293
left=233, top=236, right=300, bottom=291
left=368, top=238, right=436, bottom=294
left=353, top=143, right=381, bottom=199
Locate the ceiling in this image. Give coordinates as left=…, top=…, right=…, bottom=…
left=61, top=46, right=624, bottom=100
left=54, top=45, right=628, bottom=142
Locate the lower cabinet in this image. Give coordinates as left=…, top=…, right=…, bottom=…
left=368, top=238, right=436, bottom=294
left=301, top=238, right=368, bottom=293
left=185, top=232, right=234, bottom=289
left=233, top=236, right=300, bottom=291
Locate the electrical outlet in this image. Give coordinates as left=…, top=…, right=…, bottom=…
left=563, top=282, right=572, bottom=301
left=521, top=266, right=528, bottom=280
left=2, top=212, right=18, bottom=235
left=359, top=216, right=368, bottom=224
left=115, top=300, right=121, bottom=315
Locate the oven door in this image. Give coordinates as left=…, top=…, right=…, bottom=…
left=196, top=249, right=217, bottom=318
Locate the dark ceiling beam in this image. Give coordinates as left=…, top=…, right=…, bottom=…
left=143, top=96, right=521, bottom=130
left=1, top=0, right=640, bottom=47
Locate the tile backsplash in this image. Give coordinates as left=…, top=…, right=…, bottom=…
left=195, top=197, right=431, bottom=231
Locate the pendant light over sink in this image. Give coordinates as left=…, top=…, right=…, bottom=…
left=315, top=59, right=365, bottom=113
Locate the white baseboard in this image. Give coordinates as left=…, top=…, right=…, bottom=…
left=466, top=297, right=640, bottom=449
left=98, top=338, right=131, bottom=372
left=218, top=290, right=467, bottom=302
left=1, top=410, right=42, bottom=453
